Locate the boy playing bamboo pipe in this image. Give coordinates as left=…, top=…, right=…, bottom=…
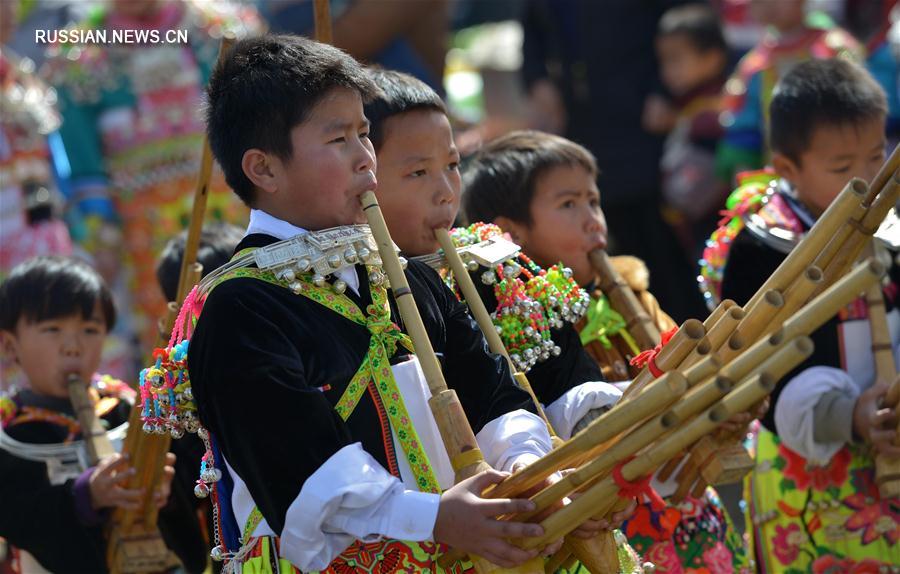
left=182, top=34, right=571, bottom=573
left=363, top=68, right=643, bottom=571
left=0, top=256, right=179, bottom=573
left=708, top=57, right=900, bottom=571
left=461, top=131, right=751, bottom=572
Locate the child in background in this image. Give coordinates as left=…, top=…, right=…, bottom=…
left=712, top=57, right=900, bottom=572
left=653, top=4, right=731, bottom=261
left=0, top=256, right=177, bottom=573
left=716, top=0, right=862, bottom=185
left=463, top=130, right=751, bottom=574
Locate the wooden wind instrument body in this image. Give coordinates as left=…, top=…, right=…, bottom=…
left=67, top=374, right=117, bottom=466
left=589, top=249, right=661, bottom=351
left=106, top=36, right=235, bottom=574
left=362, top=193, right=542, bottom=574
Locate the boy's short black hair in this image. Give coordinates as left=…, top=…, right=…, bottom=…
left=657, top=3, right=727, bottom=54
left=363, top=68, right=447, bottom=150
left=770, top=58, right=888, bottom=163
left=0, top=256, right=116, bottom=331
left=462, top=130, right=597, bottom=225
left=155, top=223, right=245, bottom=302
left=206, top=34, right=380, bottom=206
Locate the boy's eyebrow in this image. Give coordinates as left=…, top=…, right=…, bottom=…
left=402, top=147, right=460, bottom=165
left=323, top=118, right=370, bottom=132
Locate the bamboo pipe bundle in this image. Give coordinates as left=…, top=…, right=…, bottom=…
left=621, top=319, right=706, bottom=399
left=571, top=336, right=812, bottom=564
left=518, top=373, right=778, bottom=549
left=674, top=258, right=886, bottom=494
left=743, top=178, right=869, bottom=314
left=589, top=249, right=661, bottom=350
left=433, top=228, right=584, bottom=574
left=434, top=229, right=559, bottom=442
left=484, top=372, right=688, bottom=500
left=495, top=336, right=809, bottom=533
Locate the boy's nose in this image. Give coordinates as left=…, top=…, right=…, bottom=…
left=355, top=142, right=376, bottom=173
left=61, top=334, right=82, bottom=357
left=435, top=173, right=456, bottom=205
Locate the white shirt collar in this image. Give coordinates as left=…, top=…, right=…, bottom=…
left=245, top=209, right=361, bottom=294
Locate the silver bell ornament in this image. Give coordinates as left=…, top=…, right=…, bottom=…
left=333, top=279, right=347, bottom=295
left=210, top=545, right=226, bottom=562
left=328, top=254, right=342, bottom=269
left=194, top=482, right=210, bottom=498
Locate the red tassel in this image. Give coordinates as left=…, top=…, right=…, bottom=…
left=612, top=456, right=666, bottom=512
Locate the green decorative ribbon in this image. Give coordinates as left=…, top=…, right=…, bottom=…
left=579, top=294, right=640, bottom=356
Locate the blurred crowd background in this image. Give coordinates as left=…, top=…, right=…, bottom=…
left=1, top=0, right=897, bottom=393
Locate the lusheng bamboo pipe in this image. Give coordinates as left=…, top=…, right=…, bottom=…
left=719, top=290, right=784, bottom=363
left=703, top=299, right=736, bottom=331
left=863, top=246, right=900, bottom=497
left=362, top=192, right=488, bottom=473
left=112, top=41, right=236, bottom=569
left=865, top=142, right=900, bottom=206
left=589, top=249, right=661, bottom=350
left=671, top=337, right=814, bottom=498
left=817, top=172, right=900, bottom=294
left=484, top=372, right=688, bottom=500
left=68, top=374, right=117, bottom=466
left=434, top=229, right=560, bottom=442
left=505, top=336, right=809, bottom=531
left=518, top=373, right=778, bottom=549
left=677, top=258, right=886, bottom=494
left=622, top=319, right=706, bottom=399
left=743, top=177, right=869, bottom=314
left=313, top=0, right=333, bottom=44
left=362, top=192, right=540, bottom=574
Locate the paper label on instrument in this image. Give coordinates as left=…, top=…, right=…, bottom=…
left=464, top=237, right=520, bottom=267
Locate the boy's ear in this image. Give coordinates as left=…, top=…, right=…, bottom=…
left=494, top=215, right=528, bottom=245
left=241, top=149, right=280, bottom=196
left=772, top=152, right=800, bottom=184
left=1, top=331, right=19, bottom=363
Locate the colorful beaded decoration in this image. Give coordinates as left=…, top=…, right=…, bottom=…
left=446, top=223, right=589, bottom=372
left=698, top=169, right=778, bottom=311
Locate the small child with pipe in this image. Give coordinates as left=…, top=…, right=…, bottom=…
left=711, top=57, right=900, bottom=571
left=0, top=256, right=180, bottom=573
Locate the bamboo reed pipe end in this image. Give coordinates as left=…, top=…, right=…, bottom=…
left=728, top=307, right=746, bottom=322
left=727, top=332, right=744, bottom=353
left=695, top=337, right=712, bottom=356
left=764, top=289, right=785, bottom=310
left=682, top=319, right=706, bottom=340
